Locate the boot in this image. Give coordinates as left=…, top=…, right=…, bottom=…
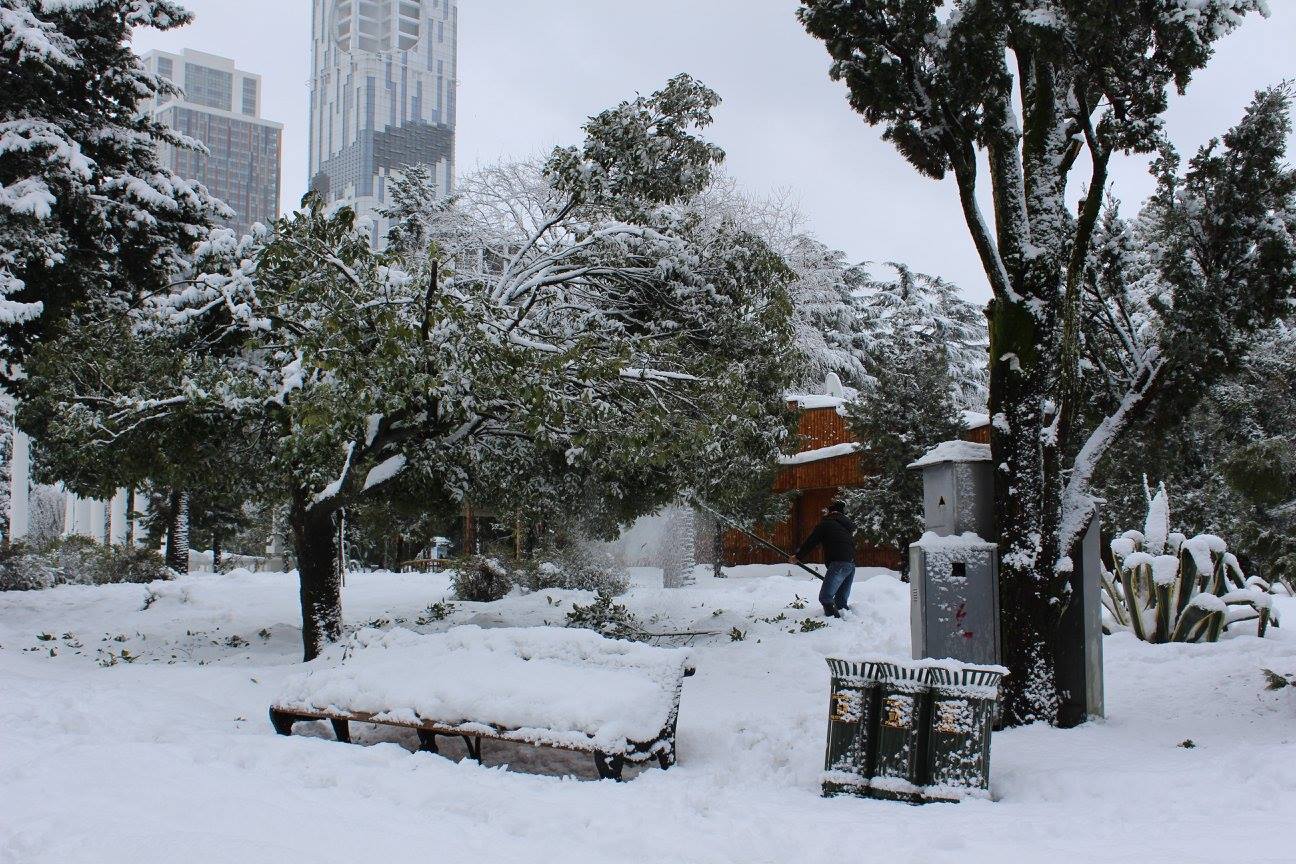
left=822, top=602, right=840, bottom=618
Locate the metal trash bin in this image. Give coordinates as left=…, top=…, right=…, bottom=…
left=821, top=658, right=883, bottom=797
left=922, top=663, right=1006, bottom=802
left=869, top=661, right=931, bottom=803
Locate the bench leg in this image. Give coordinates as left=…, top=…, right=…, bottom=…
left=330, top=718, right=351, bottom=744
left=417, top=730, right=439, bottom=754
left=594, top=752, right=625, bottom=781
left=461, top=735, right=483, bottom=764
left=269, top=708, right=299, bottom=737
left=657, top=749, right=675, bottom=770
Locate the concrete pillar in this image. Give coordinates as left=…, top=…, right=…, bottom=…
left=63, top=493, right=78, bottom=538
left=8, top=428, right=29, bottom=541
left=109, top=489, right=129, bottom=545
left=76, top=497, right=94, bottom=539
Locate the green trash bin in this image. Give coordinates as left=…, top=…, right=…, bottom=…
left=822, top=658, right=884, bottom=797
left=922, top=663, right=1006, bottom=802
left=868, top=661, right=930, bottom=803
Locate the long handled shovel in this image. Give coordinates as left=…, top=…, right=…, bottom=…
left=694, top=501, right=823, bottom=582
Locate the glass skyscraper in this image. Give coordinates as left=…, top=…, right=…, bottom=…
left=142, top=49, right=284, bottom=237
left=308, top=0, right=458, bottom=231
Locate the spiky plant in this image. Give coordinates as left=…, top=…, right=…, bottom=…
left=1101, top=489, right=1279, bottom=643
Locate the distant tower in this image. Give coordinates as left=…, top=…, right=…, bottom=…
left=142, top=49, right=284, bottom=236
left=308, top=0, right=458, bottom=235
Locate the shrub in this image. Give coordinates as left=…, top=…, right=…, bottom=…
left=1102, top=487, right=1279, bottom=643
left=565, top=591, right=644, bottom=641
left=0, top=538, right=170, bottom=591
left=520, top=542, right=630, bottom=595
left=451, top=556, right=513, bottom=602
left=0, top=541, right=63, bottom=591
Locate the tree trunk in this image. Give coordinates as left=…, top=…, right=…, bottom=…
left=164, top=489, right=190, bottom=573
left=988, top=296, right=1066, bottom=726
left=212, top=528, right=223, bottom=572
left=291, top=496, right=342, bottom=661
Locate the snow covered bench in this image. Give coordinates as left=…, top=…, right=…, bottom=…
left=269, top=625, right=694, bottom=780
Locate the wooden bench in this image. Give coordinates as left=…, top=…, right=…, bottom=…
left=269, top=625, right=694, bottom=781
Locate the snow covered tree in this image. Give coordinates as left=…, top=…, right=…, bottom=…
left=41, top=76, right=797, bottom=660
left=857, top=263, right=989, bottom=410
left=659, top=504, right=697, bottom=588
left=800, top=1, right=1296, bottom=724
left=0, top=0, right=223, bottom=375
left=843, top=340, right=963, bottom=578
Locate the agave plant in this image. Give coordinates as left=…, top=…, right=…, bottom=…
left=1101, top=486, right=1280, bottom=643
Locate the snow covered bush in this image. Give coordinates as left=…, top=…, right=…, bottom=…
left=451, top=556, right=513, bottom=603
left=0, top=540, right=61, bottom=591
left=1102, top=488, right=1278, bottom=643
left=520, top=543, right=629, bottom=596
left=0, top=538, right=169, bottom=590
left=565, top=591, right=644, bottom=642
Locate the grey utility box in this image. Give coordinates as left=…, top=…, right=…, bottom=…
left=908, top=441, right=1001, bottom=666
left=1057, top=514, right=1105, bottom=725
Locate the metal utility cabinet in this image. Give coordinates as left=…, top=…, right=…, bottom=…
left=908, top=441, right=1001, bottom=667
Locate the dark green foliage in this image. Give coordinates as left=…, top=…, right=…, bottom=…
left=565, top=591, right=644, bottom=642
left=843, top=343, right=963, bottom=577
left=0, top=0, right=222, bottom=378
left=451, top=556, right=513, bottom=603
left=0, top=537, right=170, bottom=591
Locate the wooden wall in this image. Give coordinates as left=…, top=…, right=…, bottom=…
left=720, top=404, right=989, bottom=572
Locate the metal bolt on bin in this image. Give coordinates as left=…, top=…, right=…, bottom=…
left=868, top=661, right=931, bottom=803
left=821, top=658, right=884, bottom=796
left=922, top=663, right=1007, bottom=802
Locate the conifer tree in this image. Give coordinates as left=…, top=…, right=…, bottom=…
left=800, top=1, right=1296, bottom=723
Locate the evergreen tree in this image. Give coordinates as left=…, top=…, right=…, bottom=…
left=800, top=1, right=1296, bottom=724
left=0, top=0, right=223, bottom=376
left=843, top=341, right=963, bottom=578
left=39, top=77, right=799, bottom=660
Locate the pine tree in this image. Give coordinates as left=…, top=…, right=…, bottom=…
left=0, top=0, right=223, bottom=376
left=800, top=1, right=1296, bottom=724
left=844, top=341, right=963, bottom=578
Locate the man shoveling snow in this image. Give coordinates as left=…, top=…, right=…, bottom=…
left=790, top=500, right=856, bottom=618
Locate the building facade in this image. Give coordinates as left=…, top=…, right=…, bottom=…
left=142, top=49, right=284, bottom=236
left=309, top=0, right=458, bottom=232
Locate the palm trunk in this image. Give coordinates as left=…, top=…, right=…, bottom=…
left=164, top=489, right=190, bottom=573
left=291, top=495, right=342, bottom=661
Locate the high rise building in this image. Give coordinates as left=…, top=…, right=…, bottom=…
left=309, top=0, right=458, bottom=231
left=142, top=49, right=284, bottom=237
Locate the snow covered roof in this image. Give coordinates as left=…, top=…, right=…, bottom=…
left=786, top=393, right=848, bottom=410
left=779, top=442, right=860, bottom=466
left=908, top=440, right=992, bottom=469
left=961, top=410, right=990, bottom=429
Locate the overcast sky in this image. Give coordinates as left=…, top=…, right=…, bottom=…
left=133, top=1, right=1296, bottom=303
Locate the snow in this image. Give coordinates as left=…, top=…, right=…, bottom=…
left=787, top=392, right=847, bottom=410
left=907, top=440, right=992, bottom=468
left=276, top=626, right=691, bottom=751
left=779, top=442, right=860, bottom=465
left=960, top=409, right=990, bottom=429
left=2, top=565, right=1294, bottom=863
left=361, top=453, right=406, bottom=491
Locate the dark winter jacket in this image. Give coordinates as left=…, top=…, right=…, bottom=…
left=794, top=513, right=856, bottom=563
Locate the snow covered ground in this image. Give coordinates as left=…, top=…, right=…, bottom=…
left=1, top=565, right=1293, bottom=864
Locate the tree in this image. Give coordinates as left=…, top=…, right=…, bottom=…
left=843, top=340, right=963, bottom=579
left=799, top=1, right=1296, bottom=723
left=47, top=77, right=797, bottom=660
left=0, top=0, right=223, bottom=376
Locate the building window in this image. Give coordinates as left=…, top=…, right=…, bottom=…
left=242, top=78, right=257, bottom=116
left=157, top=56, right=173, bottom=79
left=185, top=63, right=233, bottom=111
